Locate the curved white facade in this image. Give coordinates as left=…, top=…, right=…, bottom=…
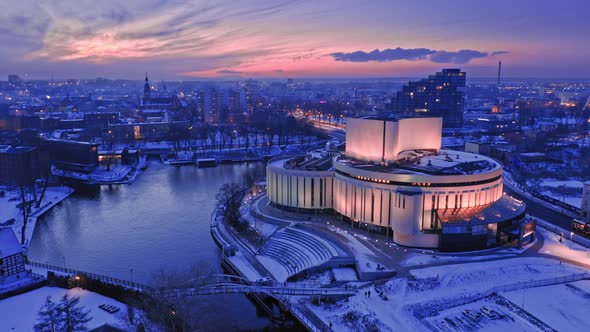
left=267, top=157, right=334, bottom=210
left=332, top=152, right=503, bottom=248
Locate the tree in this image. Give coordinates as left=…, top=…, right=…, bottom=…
left=19, top=185, right=34, bottom=245
left=35, top=297, right=60, bottom=332
left=216, top=182, right=244, bottom=230
left=59, top=294, right=92, bottom=332
left=34, top=169, right=52, bottom=208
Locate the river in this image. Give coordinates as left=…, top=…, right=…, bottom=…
left=28, top=160, right=274, bottom=331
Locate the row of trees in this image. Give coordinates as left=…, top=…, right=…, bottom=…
left=216, top=165, right=266, bottom=246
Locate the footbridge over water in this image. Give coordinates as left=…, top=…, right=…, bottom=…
left=27, top=262, right=356, bottom=299
left=159, top=274, right=357, bottom=299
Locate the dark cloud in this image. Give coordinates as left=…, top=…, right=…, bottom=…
left=331, top=48, right=435, bottom=62
left=429, top=49, right=488, bottom=64
left=331, top=47, right=507, bottom=64
left=491, top=51, right=510, bottom=56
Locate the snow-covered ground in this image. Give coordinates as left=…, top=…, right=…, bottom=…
left=0, top=286, right=131, bottom=331
left=409, top=257, right=583, bottom=287
left=309, top=256, right=588, bottom=332
left=540, top=190, right=582, bottom=208
left=539, top=179, right=585, bottom=189
left=537, top=227, right=590, bottom=265
left=502, top=280, right=590, bottom=332
left=332, top=268, right=358, bottom=281
left=327, top=226, right=388, bottom=273
left=401, top=253, right=516, bottom=266
left=0, top=186, right=73, bottom=247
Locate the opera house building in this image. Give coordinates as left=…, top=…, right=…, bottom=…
left=267, top=117, right=532, bottom=251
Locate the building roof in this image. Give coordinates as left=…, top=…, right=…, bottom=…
left=0, top=228, right=23, bottom=258
left=337, top=149, right=501, bottom=176
left=272, top=155, right=334, bottom=172
left=0, top=146, right=36, bottom=154
left=438, top=194, right=526, bottom=225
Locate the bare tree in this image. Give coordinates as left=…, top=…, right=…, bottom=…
left=34, top=296, right=60, bottom=332
left=35, top=294, right=92, bottom=332
left=34, top=169, right=52, bottom=208
left=60, top=294, right=92, bottom=332
left=19, top=185, right=34, bottom=245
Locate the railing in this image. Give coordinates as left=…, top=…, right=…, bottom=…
left=26, top=261, right=153, bottom=292
left=411, top=272, right=590, bottom=319
left=490, top=273, right=589, bottom=293
left=290, top=304, right=333, bottom=332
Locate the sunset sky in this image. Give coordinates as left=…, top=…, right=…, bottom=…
left=1, top=0, right=588, bottom=80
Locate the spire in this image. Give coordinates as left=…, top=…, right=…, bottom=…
left=143, top=72, right=151, bottom=100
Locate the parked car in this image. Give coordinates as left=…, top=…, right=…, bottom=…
left=256, top=277, right=273, bottom=286
left=480, top=306, right=498, bottom=318
left=463, top=309, right=481, bottom=321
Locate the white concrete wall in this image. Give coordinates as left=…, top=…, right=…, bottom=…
left=345, top=118, right=387, bottom=162
left=266, top=159, right=334, bottom=210
left=331, top=161, right=504, bottom=248
left=346, top=117, right=442, bottom=163
left=391, top=117, right=442, bottom=158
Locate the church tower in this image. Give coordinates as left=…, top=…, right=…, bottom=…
left=143, top=73, right=151, bottom=100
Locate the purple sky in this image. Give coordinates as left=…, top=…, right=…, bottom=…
left=1, top=0, right=588, bottom=79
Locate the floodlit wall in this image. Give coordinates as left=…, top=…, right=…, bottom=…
left=346, top=117, right=442, bottom=162
left=266, top=158, right=334, bottom=210
left=392, top=118, right=442, bottom=157
left=332, top=160, right=503, bottom=248
left=345, top=118, right=387, bottom=162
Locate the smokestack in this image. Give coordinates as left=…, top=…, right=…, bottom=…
left=497, top=61, right=502, bottom=86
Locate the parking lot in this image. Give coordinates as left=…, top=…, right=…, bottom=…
left=423, top=295, right=555, bottom=332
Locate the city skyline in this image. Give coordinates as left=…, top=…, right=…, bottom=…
left=2, top=0, right=589, bottom=80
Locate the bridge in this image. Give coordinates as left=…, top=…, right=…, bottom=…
left=165, top=283, right=356, bottom=297
left=157, top=274, right=357, bottom=299
left=27, top=262, right=356, bottom=298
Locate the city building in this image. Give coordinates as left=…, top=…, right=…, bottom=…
left=267, top=117, right=530, bottom=250
left=393, top=69, right=466, bottom=128
left=0, top=228, right=26, bottom=285
left=465, top=141, right=491, bottom=155
left=582, top=181, right=590, bottom=222
left=42, top=139, right=99, bottom=172
left=0, top=146, right=45, bottom=186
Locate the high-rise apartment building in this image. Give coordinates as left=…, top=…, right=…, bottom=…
left=393, top=69, right=466, bottom=128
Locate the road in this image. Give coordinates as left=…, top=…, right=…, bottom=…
left=505, top=186, right=572, bottom=229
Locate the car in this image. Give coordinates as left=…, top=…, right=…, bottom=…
left=463, top=309, right=481, bottom=321
left=481, top=306, right=497, bottom=318
left=256, top=277, right=273, bottom=286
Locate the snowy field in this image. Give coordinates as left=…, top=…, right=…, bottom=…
left=502, top=280, right=590, bottom=332
left=310, top=256, right=588, bottom=332
left=0, top=286, right=128, bottom=331
left=409, top=257, right=582, bottom=283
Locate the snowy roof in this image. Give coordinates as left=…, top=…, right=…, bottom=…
left=0, top=228, right=22, bottom=257
left=520, top=152, right=546, bottom=157
left=337, top=149, right=501, bottom=176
